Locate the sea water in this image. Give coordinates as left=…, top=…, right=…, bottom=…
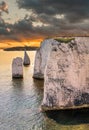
left=0, top=50, right=89, bottom=130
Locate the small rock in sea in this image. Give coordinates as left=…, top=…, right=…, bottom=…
left=23, top=50, right=30, bottom=66
left=12, top=57, right=23, bottom=78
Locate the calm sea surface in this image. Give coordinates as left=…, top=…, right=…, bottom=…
left=0, top=50, right=89, bottom=130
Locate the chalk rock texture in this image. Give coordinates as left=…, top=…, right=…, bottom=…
left=23, top=50, right=30, bottom=66
left=42, top=37, right=89, bottom=110
left=33, top=39, right=59, bottom=79
left=12, top=57, right=23, bottom=78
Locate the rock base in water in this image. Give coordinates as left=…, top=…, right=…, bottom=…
left=12, top=57, right=23, bottom=78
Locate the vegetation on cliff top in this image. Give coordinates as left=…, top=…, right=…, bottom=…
left=54, top=37, right=75, bottom=43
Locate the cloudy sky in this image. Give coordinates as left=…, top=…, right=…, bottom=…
left=0, top=0, right=89, bottom=48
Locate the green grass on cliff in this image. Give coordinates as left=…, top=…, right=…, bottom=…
left=54, top=37, right=75, bottom=43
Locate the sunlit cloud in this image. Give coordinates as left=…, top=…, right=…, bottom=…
left=6, top=27, right=11, bottom=32
left=55, top=14, right=65, bottom=19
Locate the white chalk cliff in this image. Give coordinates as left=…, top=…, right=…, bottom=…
left=33, top=39, right=59, bottom=79
left=23, top=50, right=30, bottom=66
left=12, top=57, right=23, bottom=78
left=41, top=37, right=89, bottom=110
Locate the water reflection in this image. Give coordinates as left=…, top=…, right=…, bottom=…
left=9, top=79, right=25, bottom=112
left=33, top=79, right=44, bottom=90
left=10, top=78, right=45, bottom=130
left=12, top=78, right=24, bottom=91
left=32, top=79, right=44, bottom=108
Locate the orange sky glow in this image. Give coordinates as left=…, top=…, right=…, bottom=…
left=0, top=39, right=42, bottom=49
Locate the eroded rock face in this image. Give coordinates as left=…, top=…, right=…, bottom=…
left=12, top=57, right=23, bottom=78
left=23, top=50, right=30, bottom=66
left=33, top=39, right=59, bottom=79
left=42, top=37, right=89, bottom=110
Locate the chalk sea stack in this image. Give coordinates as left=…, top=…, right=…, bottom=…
left=33, top=39, right=59, bottom=79
left=23, top=50, right=30, bottom=66
left=12, top=57, right=23, bottom=78
left=33, top=37, right=89, bottom=111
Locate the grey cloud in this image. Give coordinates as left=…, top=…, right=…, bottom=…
left=17, top=0, right=89, bottom=23
left=6, top=15, right=88, bottom=40
left=1, top=0, right=89, bottom=44
left=0, top=1, right=10, bottom=37
left=0, top=22, right=11, bottom=35
left=0, top=14, right=89, bottom=44
left=15, top=0, right=89, bottom=38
